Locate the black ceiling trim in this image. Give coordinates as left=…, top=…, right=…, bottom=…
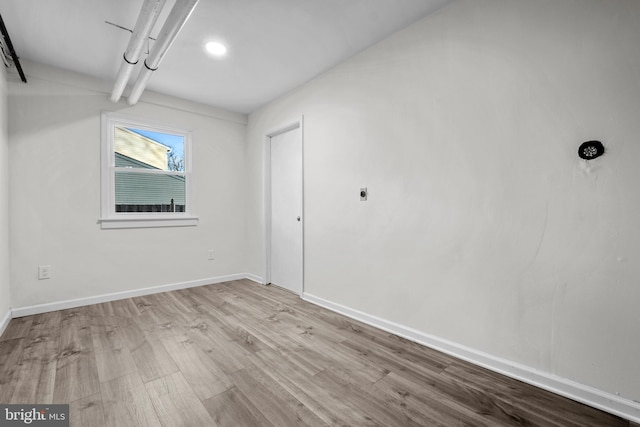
left=0, top=13, right=27, bottom=83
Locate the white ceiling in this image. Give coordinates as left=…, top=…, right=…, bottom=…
left=0, top=0, right=450, bottom=113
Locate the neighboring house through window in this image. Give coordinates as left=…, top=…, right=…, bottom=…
left=100, top=112, right=197, bottom=229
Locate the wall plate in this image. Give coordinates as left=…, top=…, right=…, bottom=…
left=360, top=187, right=367, bottom=201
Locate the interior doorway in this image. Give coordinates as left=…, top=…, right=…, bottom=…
left=265, top=120, right=303, bottom=295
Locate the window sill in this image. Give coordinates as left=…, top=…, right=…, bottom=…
left=99, top=216, right=199, bottom=229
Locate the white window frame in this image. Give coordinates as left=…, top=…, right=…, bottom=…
left=100, top=112, right=198, bottom=229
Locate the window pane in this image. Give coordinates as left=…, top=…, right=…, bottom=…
left=114, top=126, right=185, bottom=172
left=115, top=171, right=186, bottom=213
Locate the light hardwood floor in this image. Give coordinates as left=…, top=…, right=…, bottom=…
left=0, top=279, right=635, bottom=426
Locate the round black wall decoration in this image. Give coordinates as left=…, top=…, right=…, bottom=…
left=578, top=140, right=605, bottom=160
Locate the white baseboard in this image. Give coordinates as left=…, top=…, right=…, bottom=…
left=11, top=273, right=253, bottom=318
left=302, top=292, right=640, bottom=424
left=244, top=273, right=266, bottom=285
left=0, top=308, right=11, bottom=338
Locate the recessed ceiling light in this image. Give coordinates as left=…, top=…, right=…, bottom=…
left=205, top=41, right=227, bottom=57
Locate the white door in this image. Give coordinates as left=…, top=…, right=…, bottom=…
left=269, top=124, right=303, bottom=294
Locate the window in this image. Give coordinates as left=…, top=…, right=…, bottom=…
left=100, top=112, right=197, bottom=228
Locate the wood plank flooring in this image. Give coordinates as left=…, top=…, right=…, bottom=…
left=0, top=279, right=634, bottom=426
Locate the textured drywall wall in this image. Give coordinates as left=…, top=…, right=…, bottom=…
left=8, top=61, right=248, bottom=309
left=246, top=0, right=640, bottom=402
left=0, top=64, right=11, bottom=324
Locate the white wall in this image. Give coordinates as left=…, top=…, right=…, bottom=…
left=247, top=0, right=640, bottom=408
left=0, top=64, right=11, bottom=330
left=8, top=61, right=248, bottom=310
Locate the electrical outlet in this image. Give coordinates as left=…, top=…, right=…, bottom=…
left=208, top=250, right=215, bottom=260
left=38, top=265, right=51, bottom=280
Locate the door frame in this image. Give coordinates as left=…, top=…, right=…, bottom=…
left=263, top=116, right=304, bottom=294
